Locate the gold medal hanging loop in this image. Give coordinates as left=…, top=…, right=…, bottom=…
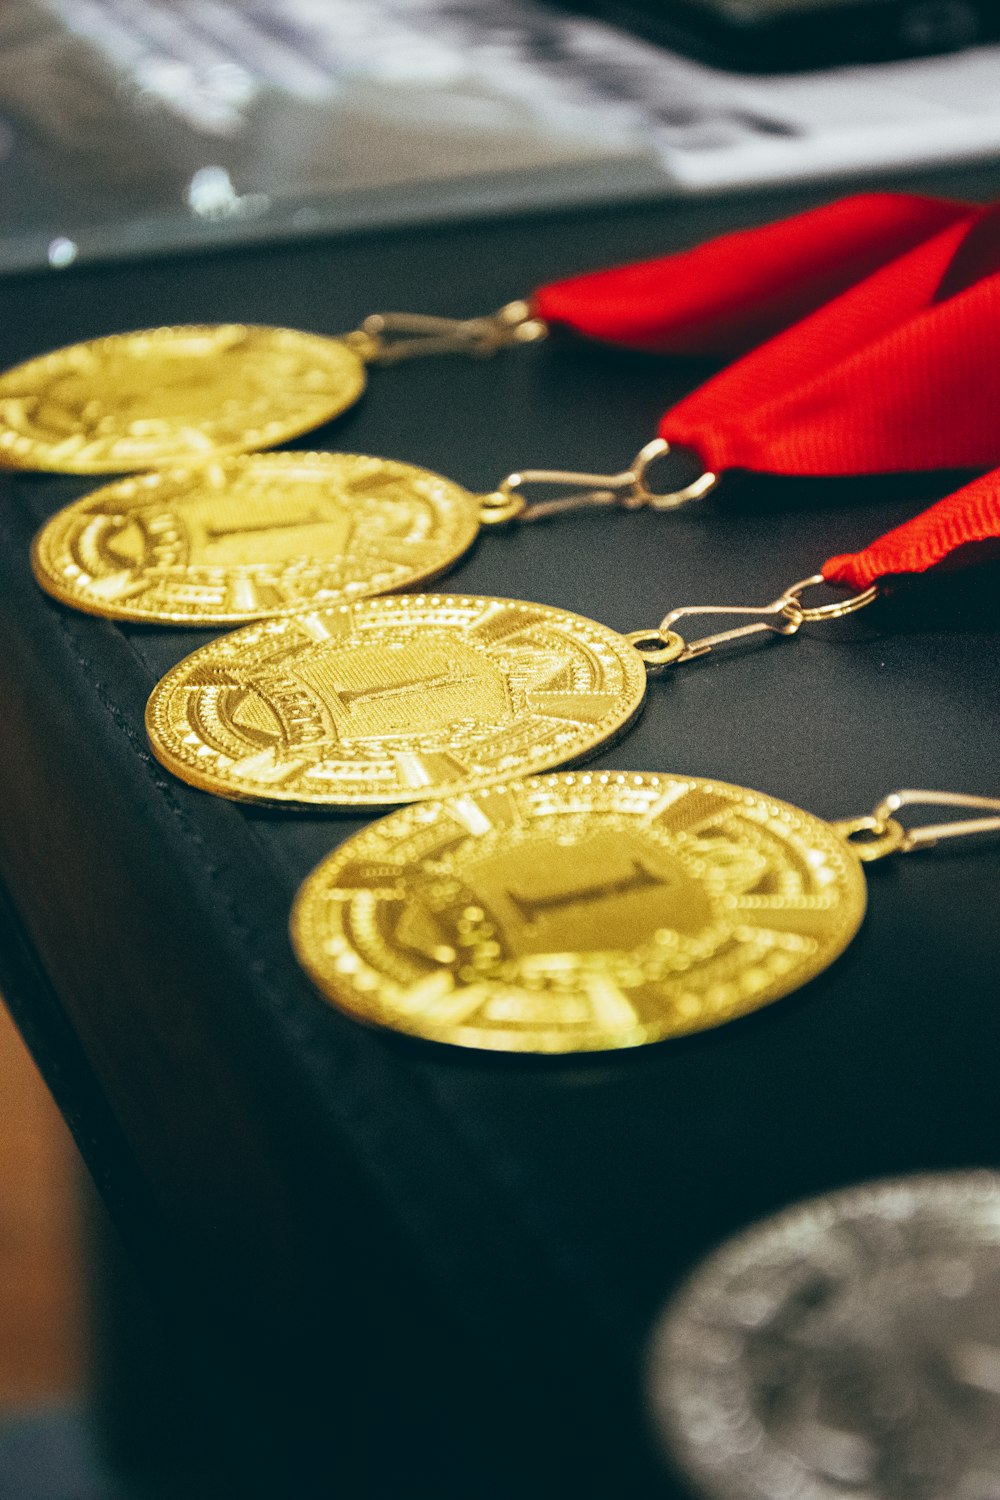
left=831, top=790, right=1000, bottom=862
left=479, top=438, right=719, bottom=527
left=342, top=300, right=547, bottom=366
left=829, top=814, right=909, bottom=863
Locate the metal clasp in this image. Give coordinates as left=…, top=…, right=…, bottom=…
left=831, top=790, right=1000, bottom=862
left=625, top=571, right=880, bottom=668
left=342, top=299, right=547, bottom=366
left=626, top=580, right=806, bottom=666
left=478, top=438, right=718, bottom=526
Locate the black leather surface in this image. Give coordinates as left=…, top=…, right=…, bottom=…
left=1, top=181, right=999, bottom=1497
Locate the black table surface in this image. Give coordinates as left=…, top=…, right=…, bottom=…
left=1, top=172, right=999, bottom=1498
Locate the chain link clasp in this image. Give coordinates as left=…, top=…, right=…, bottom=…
left=626, top=580, right=806, bottom=666
left=342, top=300, right=547, bottom=366
left=626, top=571, right=879, bottom=668
left=479, top=438, right=718, bottom=526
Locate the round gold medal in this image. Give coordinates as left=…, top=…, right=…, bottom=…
left=145, top=594, right=648, bottom=806
left=0, top=325, right=366, bottom=473
left=290, top=770, right=868, bottom=1052
left=32, top=453, right=482, bottom=624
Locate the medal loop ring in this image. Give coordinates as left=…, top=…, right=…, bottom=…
left=785, top=572, right=881, bottom=620
left=639, top=440, right=720, bottom=511
left=622, top=629, right=688, bottom=666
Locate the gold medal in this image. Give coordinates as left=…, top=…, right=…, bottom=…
left=290, top=776, right=1000, bottom=1053
left=145, top=594, right=648, bottom=806
left=0, top=326, right=365, bottom=474
left=289, top=770, right=867, bottom=1052
left=33, top=438, right=711, bottom=626
left=0, top=307, right=544, bottom=474
left=143, top=550, right=896, bottom=808
left=31, top=453, right=483, bottom=624
left=144, top=565, right=904, bottom=809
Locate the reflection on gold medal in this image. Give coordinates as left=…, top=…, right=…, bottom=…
left=0, top=326, right=366, bottom=473
left=290, top=771, right=867, bottom=1052
left=32, top=453, right=482, bottom=623
left=145, top=595, right=648, bottom=806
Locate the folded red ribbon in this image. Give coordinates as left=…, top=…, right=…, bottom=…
left=659, top=204, right=1000, bottom=479
left=823, top=468, right=1000, bottom=590
left=539, top=193, right=1000, bottom=613
left=534, top=192, right=979, bottom=357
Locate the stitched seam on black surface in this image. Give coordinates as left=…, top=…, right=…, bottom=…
left=51, top=610, right=283, bottom=993
left=49, top=614, right=449, bottom=1109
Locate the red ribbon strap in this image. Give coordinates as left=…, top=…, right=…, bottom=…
left=660, top=206, right=1000, bottom=478
left=823, top=469, right=1000, bottom=590
left=534, top=193, right=977, bottom=357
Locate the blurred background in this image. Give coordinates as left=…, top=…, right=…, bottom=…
left=0, top=995, right=222, bottom=1500
left=0, top=0, right=999, bottom=274
left=0, top=1000, right=85, bottom=1498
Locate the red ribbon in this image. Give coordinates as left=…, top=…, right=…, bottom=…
left=534, top=193, right=978, bottom=357
left=823, top=468, right=1000, bottom=590
left=659, top=204, right=1000, bottom=478
left=536, top=193, right=1000, bottom=596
